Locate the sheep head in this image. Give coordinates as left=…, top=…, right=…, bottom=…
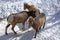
left=24, top=3, right=31, bottom=10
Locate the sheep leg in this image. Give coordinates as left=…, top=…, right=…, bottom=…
left=43, top=22, right=45, bottom=28
left=5, top=24, right=10, bottom=35
left=12, top=24, right=17, bottom=34
left=34, top=30, right=38, bottom=38
left=22, top=23, right=25, bottom=31
left=37, top=27, right=41, bottom=34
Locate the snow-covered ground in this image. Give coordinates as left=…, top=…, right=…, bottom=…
left=0, top=0, right=60, bottom=40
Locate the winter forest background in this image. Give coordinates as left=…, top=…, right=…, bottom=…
left=0, top=0, right=60, bottom=40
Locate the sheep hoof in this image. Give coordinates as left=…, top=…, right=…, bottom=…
left=22, top=28, right=25, bottom=31
left=5, top=33, right=8, bottom=35
left=14, top=32, right=17, bottom=34
left=34, top=36, right=36, bottom=38
left=22, top=29, right=25, bottom=31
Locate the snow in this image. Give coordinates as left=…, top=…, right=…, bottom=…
left=0, top=0, right=60, bottom=40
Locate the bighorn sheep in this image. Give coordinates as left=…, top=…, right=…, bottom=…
left=5, top=11, right=36, bottom=35
left=24, top=3, right=40, bottom=17
left=28, top=13, right=46, bottom=38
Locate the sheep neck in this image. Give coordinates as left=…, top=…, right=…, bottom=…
left=27, top=11, right=36, bottom=18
